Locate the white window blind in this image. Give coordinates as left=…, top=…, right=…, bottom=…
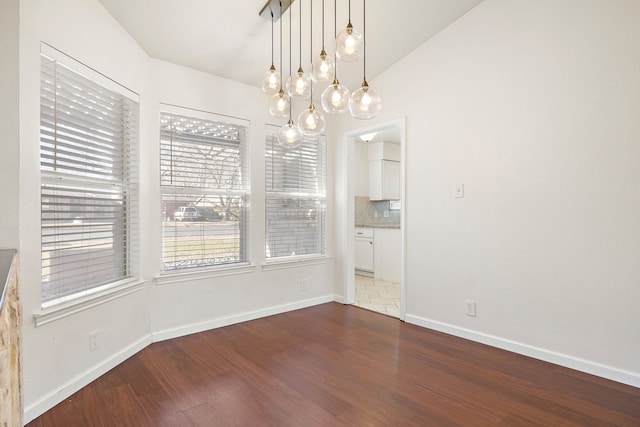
left=160, top=108, right=250, bottom=272
left=40, top=49, right=139, bottom=305
left=265, top=127, right=327, bottom=259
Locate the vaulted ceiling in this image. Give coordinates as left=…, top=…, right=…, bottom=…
left=97, top=0, right=483, bottom=89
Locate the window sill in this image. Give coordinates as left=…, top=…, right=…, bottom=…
left=33, top=279, right=145, bottom=327
left=155, top=263, right=257, bottom=285
left=262, top=255, right=332, bottom=271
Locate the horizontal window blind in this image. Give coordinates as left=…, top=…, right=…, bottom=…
left=265, top=127, right=327, bottom=259
left=160, top=110, right=250, bottom=272
left=40, top=51, right=139, bottom=305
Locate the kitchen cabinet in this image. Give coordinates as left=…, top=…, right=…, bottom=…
left=373, top=228, right=401, bottom=283
left=354, top=228, right=374, bottom=273
left=369, top=160, right=400, bottom=201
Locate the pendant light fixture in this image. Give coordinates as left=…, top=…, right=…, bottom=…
left=279, top=5, right=303, bottom=147
left=321, top=0, right=350, bottom=114
left=261, top=11, right=280, bottom=94
left=311, top=0, right=334, bottom=82
left=349, top=0, right=381, bottom=119
left=335, top=0, right=364, bottom=62
left=298, top=0, right=326, bottom=136
left=269, top=2, right=290, bottom=117
left=286, top=0, right=311, bottom=98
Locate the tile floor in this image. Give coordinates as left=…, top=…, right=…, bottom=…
left=354, top=274, right=400, bottom=317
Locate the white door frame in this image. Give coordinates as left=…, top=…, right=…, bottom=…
left=341, top=117, right=407, bottom=320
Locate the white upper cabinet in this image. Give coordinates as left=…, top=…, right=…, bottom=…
left=368, top=142, right=401, bottom=201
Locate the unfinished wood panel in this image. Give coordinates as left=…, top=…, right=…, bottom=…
left=0, top=251, right=22, bottom=427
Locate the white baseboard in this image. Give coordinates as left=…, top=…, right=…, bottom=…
left=405, top=314, right=640, bottom=389
left=333, top=294, right=345, bottom=304
left=23, top=334, right=152, bottom=424
left=152, top=294, right=335, bottom=342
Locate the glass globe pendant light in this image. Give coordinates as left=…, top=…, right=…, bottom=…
left=261, top=11, right=280, bottom=94
left=298, top=103, right=325, bottom=135
left=269, top=3, right=290, bottom=117
left=279, top=117, right=303, bottom=148
left=311, top=0, right=335, bottom=82
left=279, top=5, right=302, bottom=148
left=335, top=0, right=364, bottom=62
left=269, top=88, right=290, bottom=117
left=350, top=0, right=381, bottom=119
left=350, top=81, right=381, bottom=119
left=299, top=0, right=325, bottom=136
left=321, top=0, right=350, bottom=113
left=286, top=0, right=311, bottom=98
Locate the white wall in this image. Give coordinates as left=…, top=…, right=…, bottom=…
left=17, top=0, right=334, bottom=422
left=335, top=0, right=640, bottom=386
left=0, top=0, right=20, bottom=249
left=354, top=141, right=369, bottom=197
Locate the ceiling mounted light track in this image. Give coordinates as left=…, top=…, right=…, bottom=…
left=259, top=0, right=294, bottom=21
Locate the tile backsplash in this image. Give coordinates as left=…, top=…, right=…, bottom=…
left=355, top=196, right=401, bottom=227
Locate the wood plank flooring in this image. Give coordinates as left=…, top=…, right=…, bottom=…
left=27, top=303, right=640, bottom=426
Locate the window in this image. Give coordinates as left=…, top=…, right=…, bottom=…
left=160, top=107, right=250, bottom=272
left=40, top=46, right=139, bottom=306
left=265, top=127, right=327, bottom=260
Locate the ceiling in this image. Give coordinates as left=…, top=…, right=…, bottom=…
left=97, top=0, right=483, bottom=90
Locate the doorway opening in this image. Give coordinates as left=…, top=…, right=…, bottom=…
left=346, top=119, right=405, bottom=319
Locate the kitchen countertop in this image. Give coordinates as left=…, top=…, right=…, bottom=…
left=356, top=224, right=400, bottom=229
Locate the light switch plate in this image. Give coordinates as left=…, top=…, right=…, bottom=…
left=455, top=183, right=464, bottom=198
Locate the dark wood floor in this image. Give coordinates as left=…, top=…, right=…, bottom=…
left=28, top=303, right=640, bottom=426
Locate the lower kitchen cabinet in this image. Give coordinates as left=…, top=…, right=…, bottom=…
left=354, top=228, right=374, bottom=273
left=373, top=228, right=401, bottom=283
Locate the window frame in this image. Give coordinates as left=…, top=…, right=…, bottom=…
left=264, top=125, right=328, bottom=264
left=38, top=43, right=140, bottom=309
left=158, top=104, right=251, bottom=275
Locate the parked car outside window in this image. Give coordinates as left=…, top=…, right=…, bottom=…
left=174, top=206, right=199, bottom=221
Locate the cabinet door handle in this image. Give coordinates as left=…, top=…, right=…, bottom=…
left=369, top=241, right=373, bottom=245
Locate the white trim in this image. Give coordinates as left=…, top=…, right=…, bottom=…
left=23, top=334, right=152, bottom=424
left=152, top=294, right=334, bottom=342
left=33, top=279, right=145, bottom=327
left=159, top=103, right=250, bottom=127
left=342, top=118, right=407, bottom=318
left=40, top=42, right=139, bottom=101
left=261, top=256, right=331, bottom=271
left=155, top=263, right=257, bottom=285
left=333, top=294, right=346, bottom=304
left=405, top=314, right=640, bottom=388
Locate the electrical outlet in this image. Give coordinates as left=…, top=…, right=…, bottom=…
left=89, top=330, right=99, bottom=352
left=465, top=300, right=476, bottom=317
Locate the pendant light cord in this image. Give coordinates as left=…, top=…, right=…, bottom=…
left=279, top=2, right=283, bottom=86
left=321, top=0, right=325, bottom=50
left=363, top=0, right=366, bottom=81
left=310, top=0, right=314, bottom=101
left=289, top=4, right=293, bottom=119
left=333, top=0, right=338, bottom=80
left=298, top=0, right=302, bottom=69
left=271, top=11, right=275, bottom=66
